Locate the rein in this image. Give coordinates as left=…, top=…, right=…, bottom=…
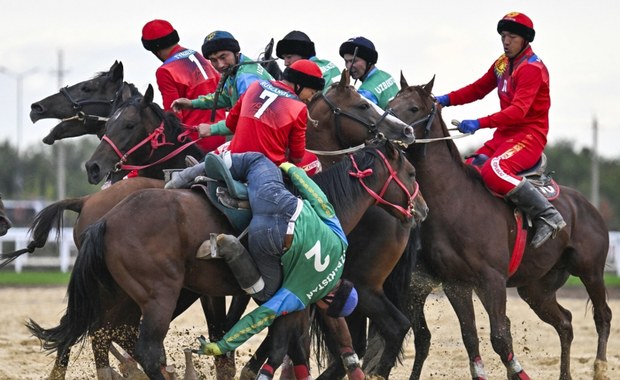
left=103, top=111, right=198, bottom=173
left=59, top=81, right=125, bottom=129
left=306, top=91, right=390, bottom=156
left=348, top=148, right=419, bottom=219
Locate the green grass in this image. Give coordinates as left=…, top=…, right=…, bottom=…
left=0, top=270, right=619, bottom=287
left=0, top=271, right=71, bottom=286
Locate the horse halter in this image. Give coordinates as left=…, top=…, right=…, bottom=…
left=102, top=104, right=198, bottom=173
left=348, top=148, right=419, bottom=219
left=318, top=91, right=391, bottom=149
left=58, top=82, right=125, bottom=130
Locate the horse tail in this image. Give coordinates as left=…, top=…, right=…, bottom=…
left=309, top=306, right=333, bottom=368
left=26, top=219, right=114, bottom=358
left=0, top=197, right=85, bottom=268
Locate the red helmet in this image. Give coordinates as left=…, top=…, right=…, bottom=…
left=497, top=12, right=535, bottom=42
left=283, top=59, right=325, bottom=90
left=141, top=19, right=180, bottom=51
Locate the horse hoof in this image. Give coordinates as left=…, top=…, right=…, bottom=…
left=346, top=367, right=366, bottom=380
left=594, top=359, right=610, bottom=380
left=512, top=370, right=531, bottom=380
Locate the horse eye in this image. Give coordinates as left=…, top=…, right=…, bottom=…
left=80, top=85, right=93, bottom=93
left=409, top=106, right=419, bottom=113
left=359, top=103, right=370, bottom=110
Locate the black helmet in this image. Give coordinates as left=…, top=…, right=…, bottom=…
left=276, top=30, right=316, bottom=59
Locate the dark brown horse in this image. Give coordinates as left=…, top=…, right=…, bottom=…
left=17, top=71, right=416, bottom=379
left=0, top=195, right=12, bottom=236
left=387, top=74, right=611, bottom=380
left=29, top=138, right=427, bottom=380
left=30, top=61, right=138, bottom=145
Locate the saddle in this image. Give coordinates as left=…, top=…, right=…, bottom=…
left=468, top=153, right=560, bottom=200
left=189, top=152, right=252, bottom=233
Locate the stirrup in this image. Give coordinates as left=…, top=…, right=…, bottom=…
left=217, top=187, right=250, bottom=209
left=196, top=233, right=221, bottom=259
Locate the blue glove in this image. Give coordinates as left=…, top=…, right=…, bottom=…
left=192, top=335, right=223, bottom=356
left=458, top=119, right=480, bottom=134
left=435, top=94, right=450, bottom=107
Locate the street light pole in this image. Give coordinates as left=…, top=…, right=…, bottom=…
left=0, top=66, right=38, bottom=192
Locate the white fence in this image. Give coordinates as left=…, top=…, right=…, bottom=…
left=1, top=228, right=620, bottom=275
left=0, top=227, right=76, bottom=273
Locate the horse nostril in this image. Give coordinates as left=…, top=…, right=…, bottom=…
left=31, top=103, right=45, bottom=114
left=404, top=126, right=414, bottom=138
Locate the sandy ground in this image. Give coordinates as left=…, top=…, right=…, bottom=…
left=0, top=286, right=618, bottom=380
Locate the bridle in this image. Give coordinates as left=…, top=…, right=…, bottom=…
left=348, top=148, right=420, bottom=219
left=307, top=91, right=392, bottom=156
left=58, top=81, right=125, bottom=131
left=102, top=104, right=198, bottom=173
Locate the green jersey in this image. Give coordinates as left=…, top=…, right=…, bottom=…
left=311, top=57, right=341, bottom=92
left=358, top=67, right=399, bottom=109
left=216, top=164, right=348, bottom=353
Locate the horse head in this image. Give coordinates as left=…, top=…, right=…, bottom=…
left=85, top=84, right=200, bottom=185
left=306, top=69, right=414, bottom=163
left=0, top=196, right=12, bottom=237
left=30, top=61, right=139, bottom=145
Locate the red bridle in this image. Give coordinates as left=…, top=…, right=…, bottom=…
left=348, top=148, right=419, bottom=219
left=102, top=122, right=197, bottom=172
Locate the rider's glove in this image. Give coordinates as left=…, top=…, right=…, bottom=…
left=457, top=119, right=480, bottom=134
left=434, top=94, right=450, bottom=107
left=192, top=335, right=223, bottom=356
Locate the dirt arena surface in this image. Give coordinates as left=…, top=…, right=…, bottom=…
left=0, top=286, right=618, bottom=380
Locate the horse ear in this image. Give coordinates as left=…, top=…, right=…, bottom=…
left=338, top=69, right=350, bottom=90
left=424, top=75, right=436, bottom=94
left=143, top=84, right=154, bottom=105
left=400, top=70, right=409, bottom=89
left=264, top=38, right=274, bottom=60
left=110, top=61, right=124, bottom=83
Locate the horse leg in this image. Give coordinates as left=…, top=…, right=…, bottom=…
left=47, top=349, right=70, bottom=380
left=356, top=288, right=410, bottom=379
left=198, top=295, right=237, bottom=380
left=318, top=310, right=364, bottom=380
left=475, top=279, right=530, bottom=380
left=443, top=284, right=487, bottom=380
left=406, top=271, right=436, bottom=380
left=571, top=244, right=612, bottom=380
left=134, top=300, right=177, bottom=380
left=240, top=334, right=272, bottom=380
left=516, top=276, right=573, bottom=380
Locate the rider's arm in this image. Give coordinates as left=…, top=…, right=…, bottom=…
left=214, top=288, right=305, bottom=353
left=191, top=89, right=232, bottom=110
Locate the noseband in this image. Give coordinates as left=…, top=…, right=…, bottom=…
left=348, top=148, right=420, bottom=219
left=318, top=91, right=391, bottom=149
left=59, top=81, right=125, bottom=130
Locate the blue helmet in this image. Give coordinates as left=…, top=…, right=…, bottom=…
left=325, top=279, right=359, bottom=318
left=202, top=30, right=240, bottom=57
left=339, top=36, right=378, bottom=65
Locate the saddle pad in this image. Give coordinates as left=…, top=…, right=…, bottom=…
left=190, top=183, right=252, bottom=233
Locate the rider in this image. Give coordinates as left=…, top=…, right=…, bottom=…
left=276, top=30, right=341, bottom=91
left=164, top=59, right=325, bottom=183
left=171, top=30, right=274, bottom=139
left=190, top=152, right=361, bottom=379
left=434, top=12, right=566, bottom=248
left=339, top=36, right=399, bottom=110
left=141, top=19, right=226, bottom=153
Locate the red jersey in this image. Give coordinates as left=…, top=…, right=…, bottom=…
left=156, top=45, right=227, bottom=152
left=447, top=46, right=550, bottom=146
left=226, top=80, right=307, bottom=165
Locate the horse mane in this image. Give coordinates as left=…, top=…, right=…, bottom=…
left=312, top=142, right=392, bottom=216
left=411, top=85, right=483, bottom=183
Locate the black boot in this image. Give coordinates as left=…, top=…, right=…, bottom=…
left=506, top=180, right=567, bottom=248
left=197, top=234, right=265, bottom=296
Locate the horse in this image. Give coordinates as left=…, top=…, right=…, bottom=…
left=0, top=196, right=12, bottom=236
left=386, top=74, right=611, bottom=380
left=28, top=138, right=427, bottom=380
left=30, top=61, right=138, bottom=145
left=83, top=84, right=205, bottom=185
left=16, top=70, right=416, bottom=379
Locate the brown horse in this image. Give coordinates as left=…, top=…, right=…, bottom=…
left=17, top=70, right=416, bottom=379
left=387, top=74, right=611, bottom=380
left=0, top=195, right=12, bottom=236
left=28, top=138, right=427, bottom=380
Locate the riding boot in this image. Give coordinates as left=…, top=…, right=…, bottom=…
left=164, top=163, right=205, bottom=189
left=197, top=234, right=265, bottom=296
left=506, top=179, right=567, bottom=249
